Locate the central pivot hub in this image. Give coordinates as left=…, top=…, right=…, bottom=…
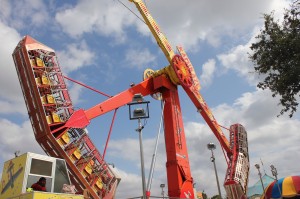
left=171, top=55, right=193, bottom=88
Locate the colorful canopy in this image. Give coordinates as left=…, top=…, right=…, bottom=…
left=262, top=176, right=300, bottom=199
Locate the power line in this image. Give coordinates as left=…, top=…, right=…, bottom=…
left=116, top=0, right=146, bottom=25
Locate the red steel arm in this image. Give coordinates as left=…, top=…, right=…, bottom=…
left=65, top=77, right=156, bottom=128
left=176, top=46, right=231, bottom=156
left=129, top=0, right=175, bottom=63
left=183, top=85, right=231, bottom=156
left=85, top=78, right=154, bottom=120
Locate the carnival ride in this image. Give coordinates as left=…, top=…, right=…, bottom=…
left=9, top=0, right=249, bottom=198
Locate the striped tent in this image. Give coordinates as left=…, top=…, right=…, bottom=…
left=248, top=174, right=275, bottom=198
left=261, top=176, right=300, bottom=199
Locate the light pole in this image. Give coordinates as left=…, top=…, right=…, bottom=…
left=271, top=165, right=281, bottom=199
left=128, top=94, right=150, bottom=199
left=207, top=143, right=222, bottom=199
left=160, top=184, right=165, bottom=199
left=255, top=164, right=265, bottom=198
left=137, top=117, right=146, bottom=199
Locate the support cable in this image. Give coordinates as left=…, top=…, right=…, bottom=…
left=146, top=100, right=165, bottom=196
left=116, top=0, right=146, bottom=25
left=103, top=108, right=118, bottom=159
left=63, top=75, right=112, bottom=98
left=218, top=124, right=233, bottom=166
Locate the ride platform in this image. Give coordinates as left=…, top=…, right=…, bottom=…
left=10, top=191, right=83, bottom=199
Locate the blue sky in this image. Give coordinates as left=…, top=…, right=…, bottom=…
left=0, top=0, right=299, bottom=198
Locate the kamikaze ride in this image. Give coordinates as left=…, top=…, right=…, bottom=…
left=10, top=0, right=249, bottom=198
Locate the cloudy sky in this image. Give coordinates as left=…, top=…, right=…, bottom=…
left=0, top=0, right=299, bottom=198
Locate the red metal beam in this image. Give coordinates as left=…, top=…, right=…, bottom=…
left=161, top=86, right=194, bottom=198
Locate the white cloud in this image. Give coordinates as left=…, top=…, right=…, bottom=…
left=125, top=48, right=156, bottom=69
left=211, top=89, right=300, bottom=185
left=108, top=137, right=168, bottom=197
left=197, top=0, right=290, bottom=86
left=0, top=20, right=28, bottom=115
left=217, top=39, right=256, bottom=86
left=0, top=100, right=26, bottom=115
left=0, top=118, right=45, bottom=179
left=0, top=0, right=11, bottom=20
left=115, top=168, right=167, bottom=198
left=0, top=119, right=44, bottom=162
left=55, top=0, right=136, bottom=42
left=0, top=21, right=21, bottom=99
left=115, top=170, right=144, bottom=197
left=57, top=40, right=95, bottom=73
left=200, top=59, right=216, bottom=87
left=67, top=83, right=85, bottom=105
left=215, top=25, right=268, bottom=87
left=54, top=0, right=290, bottom=51
left=109, top=138, right=165, bottom=171
left=0, top=0, right=50, bottom=30
left=143, top=0, right=290, bottom=50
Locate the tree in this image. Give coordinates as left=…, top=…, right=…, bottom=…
left=202, top=191, right=208, bottom=199
left=249, top=0, right=300, bottom=117
left=211, top=194, right=222, bottom=199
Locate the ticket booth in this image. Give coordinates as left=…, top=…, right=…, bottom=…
left=0, top=152, right=82, bottom=199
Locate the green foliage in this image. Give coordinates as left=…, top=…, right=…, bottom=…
left=249, top=0, right=300, bottom=117
left=211, top=194, right=222, bottom=199
left=202, top=191, right=208, bottom=199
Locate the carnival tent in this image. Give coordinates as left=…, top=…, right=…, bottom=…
left=261, top=176, right=300, bottom=199
left=248, top=174, right=275, bottom=198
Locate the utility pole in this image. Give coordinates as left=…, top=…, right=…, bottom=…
left=255, top=164, right=265, bottom=198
